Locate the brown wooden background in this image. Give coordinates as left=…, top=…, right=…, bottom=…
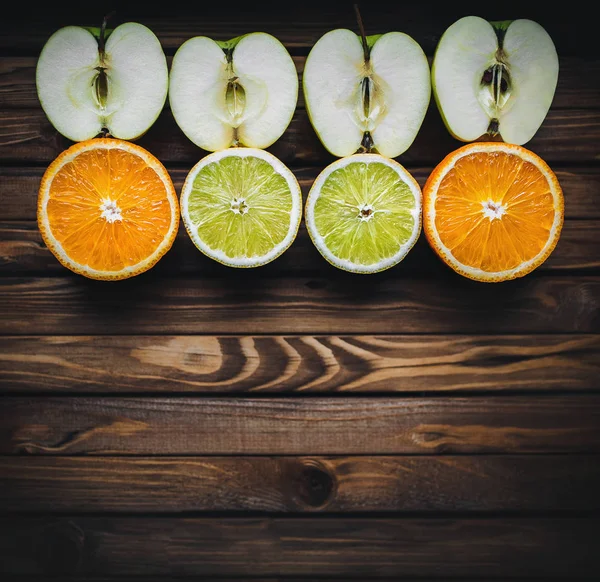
left=1, top=1, right=599, bottom=579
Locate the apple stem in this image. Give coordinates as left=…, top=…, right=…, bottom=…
left=354, top=4, right=369, bottom=63
left=98, top=11, right=116, bottom=57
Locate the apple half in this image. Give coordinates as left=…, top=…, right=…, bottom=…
left=432, top=16, right=559, bottom=145
left=303, top=29, right=431, bottom=158
left=36, top=22, right=169, bottom=142
left=169, top=33, right=298, bottom=151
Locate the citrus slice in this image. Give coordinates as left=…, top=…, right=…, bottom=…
left=38, top=139, right=179, bottom=280
left=305, top=154, right=422, bottom=273
left=423, top=142, right=564, bottom=282
left=180, top=148, right=302, bottom=267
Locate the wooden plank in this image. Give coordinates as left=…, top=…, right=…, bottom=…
left=0, top=276, right=598, bottom=335
left=1, top=107, right=599, bottom=166
left=1, top=334, right=598, bottom=394
left=2, top=219, right=599, bottom=276
left=2, top=56, right=597, bottom=110
left=1, top=517, right=597, bottom=577
left=2, top=396, right=599, bottom=455
left=3, top=165, right=597, bottom=221
left=1, top=455, right=599, bottom=513
left=0, top=3, right=595, bottom=56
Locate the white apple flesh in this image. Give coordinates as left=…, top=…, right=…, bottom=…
left=169, top=33, right=298, bottom=151
left=302, top=29, right=431, bottom=158
left=432, top=16, right=559, bottom=145
left=36, top=22, right=168, bottom=142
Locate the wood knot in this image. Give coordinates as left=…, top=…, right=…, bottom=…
left=290, top=459, right=336, bottom=510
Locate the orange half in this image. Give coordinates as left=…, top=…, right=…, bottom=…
left=38, top=139, right=179, bottom=280
left=423, top=142, right=564, bottom=282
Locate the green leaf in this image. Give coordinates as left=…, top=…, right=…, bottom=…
left=215, top=34, right=248, bottom=51
left=490, top=20, right=513, bottom=32
left=366, top=34, right=382, bottom=50
left=83, top=26, right=114, bottom=41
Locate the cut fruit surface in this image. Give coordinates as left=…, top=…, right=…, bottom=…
left=305, top=154, right=422, bottom=273
left=36, top=22, right=168, bottom=142
left=180, top=148, right=302, bottom=267
left=303, top=29, right=430, bottom=158
left=432, top=16, right=558, bottom=145
left=169, top=33, right=298, bottom=151
left=423, top=142, right=564, bottom=282
left=38, top=139, right=179, bottom=280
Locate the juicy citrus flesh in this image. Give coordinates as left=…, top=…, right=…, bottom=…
left=424, top=143, right=563, bottom=282
left=181, top=148, right=302, bottom=267
left=306, top=154, right=422, bottom=273
left=38, top=139, right=179, bottom=280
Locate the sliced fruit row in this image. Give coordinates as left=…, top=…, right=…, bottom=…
left=35, top=16, right=563, bottom=282
left=37, top=139, right=564, bottom=283
left=36, top=17, right=558, bottom=150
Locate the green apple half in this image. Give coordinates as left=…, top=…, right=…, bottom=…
left=36, top=23, right=168, bottom=142
left=303, top=29, right=430, bottom=158
left=432, top=16, right=558, bottom=145
left=169, top=33, right=298, bottom=151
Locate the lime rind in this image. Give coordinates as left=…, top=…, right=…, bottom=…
left=306, top=154, right=422, bottom=274
left=181, top=148, right=302, bottom=268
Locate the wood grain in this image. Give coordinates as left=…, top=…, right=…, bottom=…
left=1, top=516, right=597, bottom=576
left=3, top=165, right=598, bottom=221
left=2, top=219, right=599, bottom=276
left=1, top=334, right=598, bottom=394
left=1, top=276, right=598, bottom=335
left=1, top=5, right=598, bottom=581
left=2, top=56, right=598, bottom=110
left=2, top=396, right=599, bottom=455
left=1, top=107, right=599, bottom=166
left=1, top=455, right=599, bottom=513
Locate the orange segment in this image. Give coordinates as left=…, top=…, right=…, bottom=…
left=38, top=139, right=178, bottom=280
left=423, top=142, right=564, bottom=282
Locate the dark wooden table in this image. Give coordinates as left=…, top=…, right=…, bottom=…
left=1, top=3, right=599, bottom=579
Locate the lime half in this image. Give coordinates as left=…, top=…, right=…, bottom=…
left=305, top=154, right=422, bottom=273
left=181, top=148, right=302, bottom=267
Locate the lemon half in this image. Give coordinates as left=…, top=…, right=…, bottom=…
left=306, top=154, right=422, bottom=273
left=181, top=148, right=302, bottom=267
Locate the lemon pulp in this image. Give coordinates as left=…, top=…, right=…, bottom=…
left=306, top=154, right=422, bottom=273
left=181, top=148, right=302, bottom=267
